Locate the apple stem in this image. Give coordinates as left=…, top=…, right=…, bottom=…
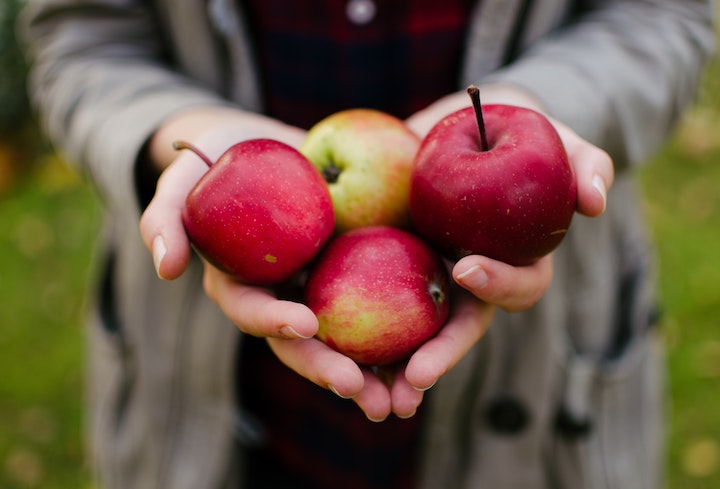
left=467, top=85, right=489, bottom=152
left=173, top=140, right=214, bottom=167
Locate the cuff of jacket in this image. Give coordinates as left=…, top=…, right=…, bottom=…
left=83, top=87, right=238, bottom=219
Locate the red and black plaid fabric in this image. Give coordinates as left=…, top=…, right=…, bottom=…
left=243, top=0, right=476, bottom=129
left=240, top=337, right=424, bottom=489
left=239, top=1, right=476, bottom=488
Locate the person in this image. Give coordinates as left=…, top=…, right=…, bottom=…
left=19, top=1, right=715, bottom=488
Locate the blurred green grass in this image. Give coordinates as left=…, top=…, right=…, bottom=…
left=639, top=48, right=720, bottom=488
left=0, top=153, right=100, bottom=488
left=0, top=23, right=718, bottom=489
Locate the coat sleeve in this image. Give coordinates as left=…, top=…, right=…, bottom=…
left=483, top=0, right=716, bottom=168
left=19, top=0, right=236, bottom=212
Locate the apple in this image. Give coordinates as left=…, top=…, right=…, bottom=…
left=177, top=139, right=335, bottom=285
left=300, top=109, right=421, bottom=233
left=409, top=86, right=577, bottom=266
left=304, top=226, right=451, bottom=366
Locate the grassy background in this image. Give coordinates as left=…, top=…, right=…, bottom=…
left=0, top=149, right=100, bottom=488
left=0, top=16, right=718, bottom=489
left=639, top=47, right=720, bottom=488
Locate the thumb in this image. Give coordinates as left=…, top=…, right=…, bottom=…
left=551, top=120, right=614, bottom=218
left=139, top=153, right=208, bottom=280
left=452, top=253, right=553, bottom=312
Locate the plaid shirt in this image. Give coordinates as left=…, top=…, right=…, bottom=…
left=244, top=0, right=476, bottom=129
left=240, top=1, right=475, bottom=487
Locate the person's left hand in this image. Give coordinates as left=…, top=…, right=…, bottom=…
left=341, top=83, right=613, bottom=419
left=406, top=83, right=614, bottom=303
left=264, top=261, right=553, bottom=421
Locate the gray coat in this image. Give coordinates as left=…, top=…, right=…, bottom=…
left=20, top=0, right=716, bottom=488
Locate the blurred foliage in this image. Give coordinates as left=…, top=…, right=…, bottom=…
left=0, top=0, right=31, bottom=131
left=1, top=6, right=98, bottom=487
left=0, top=0, right=50, bottom=195
left=638, top=30, right=720, bottom=489
left=0, top=155, right=100, bottom=488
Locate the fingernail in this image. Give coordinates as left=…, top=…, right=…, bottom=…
left=592, top=174, right=607, bottom=213
left=412, top=379, right=437, bottom=392
left=327, top=384, right=353, bottom=400
left=280, top=325, right=312, bottom=340
left=366, top=414, right=388, bottom=423
left=396, top=410, right=417, bottom=420
left=456, top=264, right=488, bottom=290
left=152, top=235, right=167, bottom=279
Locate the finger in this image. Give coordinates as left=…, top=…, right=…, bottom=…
left=353, top=369, right=394, bottom=422
left=388, top=366, right=425, bottom=419
left=553, top=122, right=614, bottom=218
left=139, top=154, right=208, bottom=279
left=453, top=254, right=553, bottom=312
left=268, top=337, right=394, bottom=422
left=202, top=264, right=319, bottom=339
left=371, top=364, right=424, bottom=418
left=404, top=294, right=494, bottom=390
left=266, top=337, right=365, bottom=400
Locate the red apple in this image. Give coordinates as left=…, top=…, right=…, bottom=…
left=178, top=139, right=335, bottom=285
left=300, top=109, right=421, bottom=233
left=305, top=226, right=451, bottom=366
left=409, top=86, right=577, bottom=266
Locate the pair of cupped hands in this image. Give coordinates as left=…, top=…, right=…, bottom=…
left=139, top=85, right=613, bottom=422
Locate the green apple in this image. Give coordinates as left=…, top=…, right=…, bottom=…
left=300, top=109, right=421, bottom=233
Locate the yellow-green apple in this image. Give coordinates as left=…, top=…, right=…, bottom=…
left=409, top=86, right=577, bottom=266
left=177, top=139, right=335, bottom=285
left=300, top=109, right=421, bottom=233
left=304, top=226, right=451, bottom=366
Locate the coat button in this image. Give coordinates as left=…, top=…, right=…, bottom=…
left=346, top=0, right=376, bottom=25
left=554, top=406, right=593, bottom=440
left=485, top=396, right=530, bottom=435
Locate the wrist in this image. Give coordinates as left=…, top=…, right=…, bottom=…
left=147, top=106, right=307, bottom=173
left=473, top=83, right=546, bottom=113
left=407, top=84, right=546, bottom=138
left=147, top=106, right=243, bottom=172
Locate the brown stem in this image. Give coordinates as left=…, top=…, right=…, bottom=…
left=467, top=85, right=489, bottom=152
left=173, top=140, right=214, bottom=167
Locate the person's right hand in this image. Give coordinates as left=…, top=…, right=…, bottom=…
left=139, top=106, right=307, bottom=280
left=139, top=108, right=380, bottom=415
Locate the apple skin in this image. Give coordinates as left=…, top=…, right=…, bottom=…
left=182, top=139, right=335, bottom=285
left=409, top=104, right=577, bottom=266
left=304, top=226, right=451, bottom=367
left=300, top=109, right=421, bottom=233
